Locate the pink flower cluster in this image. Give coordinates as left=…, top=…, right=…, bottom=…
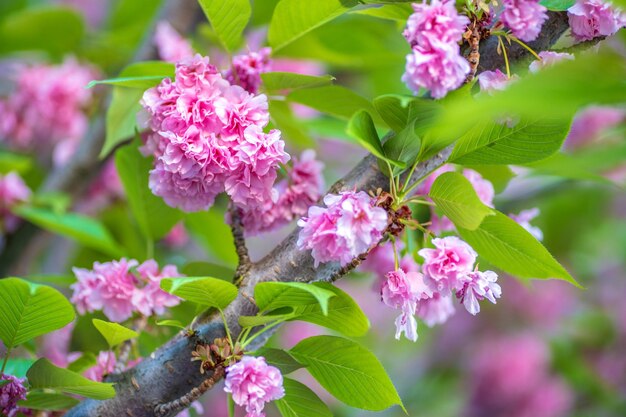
left=500, top=0, right=548, bottom=42
left=0, top=172, right=31, bottom=233
left=71, top=258, right=181, bottom=322
left=225, top=48, right=273, bottom=94
left=0, top=373, right=27, bottom=417
left=240, top=150, right=324, bottom=236
left=568, top=0, right=625, bottom=42
left=528, top=51, right=574, bottom=73
left=141, top=54, right=289, bottom=211
left=154, top=21, right=195, bottom=63
left=297, top=191, right=388, bottom=267
left=402, top=0, right=470, bottom=99
left=0, top=57, right=97, bottom=165
left=382, top=269, right=432, bottom=341
left=224, top=356, right=285, bottom=417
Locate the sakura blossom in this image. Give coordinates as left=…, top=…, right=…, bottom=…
left=565, top=105, right=625, bottom=148
left=500, top=0, right=548, bottom=41
left=403, top=0, right=469, bottom=48
left=224, top=356, right=285, bottom=417
left=0, top=172, right=31, bottom=233
left=456, top=270, right=502, bottom=315
left=0, top=373, right=27, bottom=417
left=418, top=236, right=478, bottom=295
left=382, top=269, right=432, bottom=341
left=567, top=0, right=626, bottom=42
left=154, top=21, right=194, bottom=63
left=416, top=292, right=456, bottom=327
left=297, top=191, right=388, bottom=266
left=84, top=351, right=117, bottom=382
left=528, top=51, right=575, bottom=73
left=477, top=69, right=518, bottom=94
left=224, top=48, right=272, bottom=94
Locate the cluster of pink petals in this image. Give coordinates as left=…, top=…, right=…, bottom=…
left=415, top=292, right=456, bottom=327
left=0, top=57, right=97, bottom=165
left=71, top=258, right=181, bottom=322
left=402, top=0, right=470, bottom=99
left=224, top=356, right=285, bottom=417
left=568, top=0, right=626, bottom=41
left=297, top=191, right=388, bottom=267
left=565, top=105, right=625, bottom=148
left=84, top=351, right=117, bottom=382
left=510, top=207, right=543, bottom=240
left=382, top=269, right=432, bottom=341
left=360, top=241, right=418, bottom=287
left=240, top=150, right=324, bottom=236
left=225, top=48, right=273, bottom=94
left=528, top=51, right=575, bottom=73
left=154, top=21, right=195, bottom=63
left=0, top=172, right=31, bottom=233
left=0, top=373, right=27, bottom=417
left=419, top=236, right=501, bottom=315
left=141, top=54, right=289, bottom=211
left=500, top=0, right=548, bottom=41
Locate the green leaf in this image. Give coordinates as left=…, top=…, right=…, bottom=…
left=382, top=120, right=421, bottom=174
left=101, top=61, right=174, bottom=157
left=0, top=7, right=84, bottom=57
left=155, top=319, right=186, bottom=329
left=185, top=210, right=238, bottom=267
left=254, top=348, right=304, bottom=374
left=352, top=3, right=413, bottom=21
left=27, top=359, right=116, bottom=400
left=275, top=378, right=333, bottom=417
left=199, top=0, right=251, bottom=52
left=86, top=75, right=170, bottom=89
left=457, top=211, right=579, bottom=286
left=261, top=72, right=335, bottom=93
left=539, top=0, right=575, bottom=10
left=19, top=391, right=79, bottom=411
left=288, top=85, right=380, bottom=122
left=255, top=282, right=337, bottom=315
left=0, top=151, right=31, bottom=174
left=429, top=172, right=494, bottom=230
left=346, top=110, right=401, bottom=166
left=92, top=319, right=138, bottom=348
left=373, top=94, right=413, bottom=132
left=0, top=278, right=75, bottom=349
left=160, top=277, right=238, bottom=309
left=289, top=282, right=370, bottom=337
left=67, top=353, right=97, bottom=374
left=269, top=99, right=315, bottom=147
left=289, top=336, right=403, bottom=411
left=181, top=261, right=235, bottom=281
left=115, top=140, right=183, bottom=241
left=449, top=117, right=571, bottom=165
left=13, top=206, right=122, bottom=257
left=463, top=165, right=515, bottom=194
left=239, top=313, right=293, bottom=327
left=268, top=0, right=359, bottom=51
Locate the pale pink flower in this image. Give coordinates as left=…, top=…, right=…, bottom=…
left=456, top=270, right=501, bottom=315
left=382, top=269, right=432, bottom=341
left=403, top=0, right=470, bottom=48
left=565, top=105, right=625, bottom=148
left=360, top=241, right=419, bottom=283
left=225, top=48, right=272, bottom=94
left=0, top=373, right=27, bottom=417
left=528, top=51, right=575, bottom=73
left=224, top=356, right=285, bottom=417
left=163, top=222, right=189, bottom=247
left=83, top=351, right=117, bottom=382
left=509, top=207, right=543, bottom=240
left=133, top=260, right=182, bottom=316
left=40, top=322, right=76, bottom=367
left=415, top=292, right=456, bottom=327
left=463, top=169, right=495, bottom=207
left=154, top=21, right=194, bottom=63
left=0, top=172, right=31, bottom=233
left=418, top=236, right=477, bottom=295
left=428, top=212, right=456, bottom=234
left=297, top=191, right=388, bottom=266
left=501, top=0, right=548, bottom=41
left=568, top=0, right=626, bottom=42
left=477, top=69, right=518, bottom=94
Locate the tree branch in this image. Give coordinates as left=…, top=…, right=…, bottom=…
left=228, top=205, right=251, bottom=281
left=65, top=12, right=570, bottom=417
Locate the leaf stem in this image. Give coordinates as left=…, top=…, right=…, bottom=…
left=498, top=36, right=511, bottom=78
left=218, top=309, right=234, bottom=349
left=509, top=36, right=542, bottom=60
left=240, top=319, right=287, bottom=349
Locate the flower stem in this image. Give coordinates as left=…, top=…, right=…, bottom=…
left=219, top=309, right=234, bottom=349
left=240, top=319, right=287, bottom=349
left=498, top=36, right=511, bottom=78
left=509, top=36, right=542, bottom=60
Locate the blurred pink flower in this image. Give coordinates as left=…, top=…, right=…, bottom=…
left=415, top=165, right=455, bottom=196
left=224, top=48, right=272, bottom=94
left=529, top=51, right=575, bottom=73
left=84, top=351, right=117, bottom=382
left=416, top=292, right=456, bottom=327
left=163, top=222, right=189, bottom=247
left=477, top=69, right=517, bottom=94
left=40, top=322, right=76, bottom=367
left=568, top=0, right=626, bottom=42
left=154, top=21, right=194, bottom=63
left=565, top=105, right=625, bottom=149
left=224, top=356, right=285, bottom=417
left=501, top=0, right=548, bottom=41
left=133, top=260, right=182, bottom=316
left=463, top=169, right=495, bottom=207
left=0, top=172, right=31, bottom=233
left=510, top=207, right=543, bottom=240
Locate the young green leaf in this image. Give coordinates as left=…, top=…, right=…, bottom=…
left=458, top=211, right=579, bottom=286
left=255, top=282, right=337, bottom=316
left=155, top=320, right=186, bottom=330
left=12, top=206, right=123, bottom=257
left=92, top=319, right=138, bottom=349
left=27, top=359, right=115, bottom=400
left=115, top=140, right=183, bottom=241
left=268, top=0, right=359, bottom=51
left=449, top=117, right=571, bottom=165
left=181, top=261, right=235, bottom=281
left=18, top=392, right=79, bottom=411
left=289, top=336, right=404, bottom=411
left=539, top=0, right=575, bottom=10
left=67, top=353, right=97, bottom=374
left=160, top=277, right=238, bottom=309
left=288, top=282, right=370, bottom=337
left=346, top=110, right=400, bottom=166
left=261, top=72, right=335, bottom=93
left=199, top=0, right=251, bottom=52
left=373, top=94, right=413, bottom=132
left=382, top=119, right=422, bottom=174
left=253, top=348, right=304, bottom=375
left=429, top=172, right=494, bottom=230
left=275, top=378, right=333, bottom=417
left=239, top=313, right=294, bottom=328
left=0, top=278, right=74, bottom=349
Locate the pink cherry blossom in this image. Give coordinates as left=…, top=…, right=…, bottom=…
left=565, top=105, right=625, bottom=148
left=382, top=269, right=432, bottom=341
left=0, top=373, right=27, bottom=417
left=568, top=0, right=626, bottom=42
left=528, top=51, right=575, bottom=73
left=510, top=207, right=543, bottom=240
left=456, top=270, right=501, bottom=315
left=84, top=351, right=117, bottom=382
left=477, top=69, right=518, bottom=94
left=463, top=169, right=495, bottom=207
left=418, top=236, right=477, bottom=295
left=501, top=0, right=548, bottom=42
left=416, top=292, right=456, bottom=327
left=360, top=241, right=419, bottom=283
left=133, top=260, right=182, bottom=316
left=224, top=356, right=285, bottom=417
left=403, top=0, right=470, bottom=48
left=224, top=48, right=272, bottom=94
left=297, top=191, right=388, bottom=266
left=0, top=172, right=31, bottom=233
left=154, top=21, right=194, bottom=63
